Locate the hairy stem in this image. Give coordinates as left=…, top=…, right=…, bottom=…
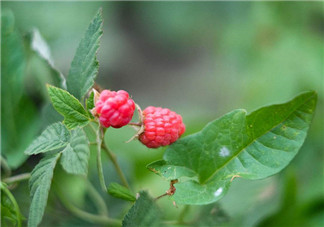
left=3, top=173, right=31, bottom=184
left=58, top=189, right=121, bottom=226
left=101, top=143, right=131, bottom=190
left=128, top=122, right=141, bottom=126
left=86, top=180, right=109, bottom=216
left=1, top=156, right=12, bottom=177
left=96, top=124, right=107, bottom=192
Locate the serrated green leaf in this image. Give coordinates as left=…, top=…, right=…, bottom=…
left=148, top=91, right=317, bottom=205
left=108, top=182, right=136, bottom=202
left=122, top=191, right=162, bottom=227
left=47, top=85, right=89, bottom=129
left=86, top=91, right=95, bottom=110
left=28, top=153, right=60, bottom=227
left=60, top=128, right=90, bottom=176
left=66, top=9, right=103, bottom=100
left=24, top=122, right=70, bottom=155
left=86, top=91, right=95, bottom=118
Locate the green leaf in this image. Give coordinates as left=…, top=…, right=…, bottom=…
left=86, top=90, right=95, bottom=119
left=60, top=128, right=90, bottom=176
left=108, top=182, right=136, bottom=202
left=122, top=191, right=162, bottom=227
left=1, top=9, right=41, bottom=169
left=86, top=90, right=95, bottom=110
left=1, top=9, right=25, bottom=104
left=148, top=91, right=317, bottom=205
left=1, top=182, right=23, bottom=227
left=24, top=122, right=70, bottom=155
left=47, top=85, right=90, bottom=129
left=66, top=9, right=103, bottom=100
left=27, top=28, right=66, bottom=88
left=28, top=153, right=61, bottom=227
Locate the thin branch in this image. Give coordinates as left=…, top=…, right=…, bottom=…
left=3, top=173, right=31, bottom=184
left=101, top=143, right=131, bottom=190
left=86, top=180, right=109, bottom=216
left=58, top=189, right=121, bottom=226
left=155, top=179, right=178, bottom=201
left=128, top=122, right=141, bottom=126
left=177, top=205, right=190, bottom=223
left=1, top=156, right=12, bottom=177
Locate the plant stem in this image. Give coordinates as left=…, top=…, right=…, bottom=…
left=86, top=180, right=109, bottom=216
left=1, top=155, right=12, bottom=177
left=96, top=124, right=107, bottom=192
left=155, top=193, right=168, bottom=201
left=0, top=182, right=22, bottom=227
left=101, top=143, right=131, bottom=190
left=177, top=205, right=190, bottom=223
left=128, top=122, right=141, bottom=126
left=58, top=189, right=121, bottom=226
left=3, top=173, right=31, bottom=184
left=162, top=220, right=191, bottom=226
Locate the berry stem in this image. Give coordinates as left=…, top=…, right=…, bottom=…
left=96, top=124, right=107, bottom=192
left=101, top=143, right=131, bottom=190
left=128, top=122, right=141, bottom=126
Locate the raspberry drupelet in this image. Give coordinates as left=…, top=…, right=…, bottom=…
left=139, top=106, right=185, bottom=148
left=95, top=90, right=135, bottom=128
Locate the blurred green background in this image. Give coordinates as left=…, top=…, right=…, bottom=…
left=1, top=2, right=323, bottom=226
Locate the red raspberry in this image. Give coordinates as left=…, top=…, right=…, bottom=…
left=139, top=106, right=185, bottom=148
left=95, top=90, right=135, bottom=128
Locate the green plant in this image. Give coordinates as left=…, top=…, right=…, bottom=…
left=1, top=8, right=318, bottom=227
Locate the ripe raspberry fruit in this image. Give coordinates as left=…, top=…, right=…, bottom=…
left=95, top=90, right=135, bottom=128
left=139, top=106, right=185, bottom=148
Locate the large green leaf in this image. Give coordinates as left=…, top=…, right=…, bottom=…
left=148, top=91, right=317, bottom=205
left=108, top=182, right=136, bottom=202
left=66, top=9, right=103, bottom=100
left=47, top=85, right=90, bottom=129
left=24, top=122, right=70, bottom=155
left=122, top=191, right=161, bottom=227
left=28, top=153, right=61, bottom=227
left=60, top=128, right=90, bottom=176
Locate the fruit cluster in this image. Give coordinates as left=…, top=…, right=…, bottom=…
left=94, top=90, right=185, bottom=148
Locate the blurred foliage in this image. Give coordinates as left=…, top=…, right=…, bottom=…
left=1, top=1, right=323, bottom=227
